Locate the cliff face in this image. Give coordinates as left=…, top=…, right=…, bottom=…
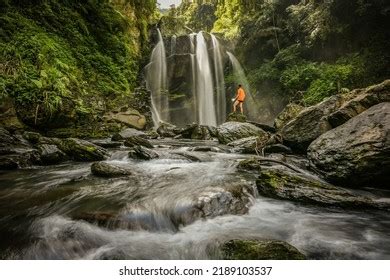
left=0, top=0, right=157, bottom=132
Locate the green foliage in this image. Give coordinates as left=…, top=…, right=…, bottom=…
left=0, top=0, right=156, bottom=122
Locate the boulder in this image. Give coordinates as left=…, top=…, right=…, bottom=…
left=157, top=122, right=181, bottom=138
left=247, top=121, right=276, bottom=133
left=221, top=239, right=306, bottom=260
left=180, top=124, right=216, bottom=140
left=217, top=122, right=269, bottom=144
left=237, top=158, right=262, bottom=172
left=228, top=136, right=269, bottom=154
left=103, top=108, right=146, bottom=130
left=256, top=168, right=388, bottom=209
left=111, top=128, right=146, bottom=141
left=308, top=102, right=390, bottom=188
left=263, top=144, right=292, bottom=155
left=0, top=158, right=18, bottom=170
left=128, top=146, right=159, bottom=160
left=38, top=144, right=68, bottom=165
left=327, top=79, right=390, bottom=127
left=280, top=95, right=346, bottom=152
left=124, top=136, right=153, bottom=148
left=226, top=112, right=247, bottom=122
left=280, top=81, right=390, bottom=152
left=58, top=138, right=109, bottom=161
left=91, top=162, right=132, bottom=177
left=274, top=103, right=305, bottom=130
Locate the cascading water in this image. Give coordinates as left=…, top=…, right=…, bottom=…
left=227, top=52, right=258, bottom=121
left=145, top=29, right=168, bottom=127
left=189, top=33, right=198, bottom=123
left=211, top=34, right=226, bottom=125
left=195, top=32, right=217, bottom=126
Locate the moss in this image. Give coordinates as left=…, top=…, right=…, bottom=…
left=221, top=239, right=306, bottom=260
left=237, top=158, right=261, bottom=172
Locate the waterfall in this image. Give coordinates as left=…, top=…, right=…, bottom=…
left=189, top=33, right=197, bottom=123
left=211, top=34, right=226, bottom=125
left=145, top=29, right=168, bottom=127
left=170, top=35, right=176, bottom=55
left=195, top=32, right=217, bottom=126
left=226, top=52, right=257, bottom=120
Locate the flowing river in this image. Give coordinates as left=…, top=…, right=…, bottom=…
left=1, top=139, right=389, bottom=260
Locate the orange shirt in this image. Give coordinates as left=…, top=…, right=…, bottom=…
left=237, top=88, right=246, bottom=102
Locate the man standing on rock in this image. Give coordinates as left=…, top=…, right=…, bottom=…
left=233, top=84, right=246, bottom=114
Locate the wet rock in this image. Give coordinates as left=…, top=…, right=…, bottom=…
left=58, top=138, right=109, bottom=162
left=111, top=128, right=146, bottom=141
left=103, top=108, right=146, bottom=130
left=221, top=239, right=306, bottom=260
left=146, top=130, right=159, bottom=139
left=0, top=127, right=20, bottom=148
left=274, top=103, right=305, bottom=130
left=180, top=124, right=216, bottom=140
left=89, top=139, right=122, bottom=148
left=22, top=131, right=42, bottom=144
left=195, top=184, right=254, bottom=219
left=228, top=135, right=269, bottom=154
left=128, top=146, right=159, bottom=160
left=308, top=103, right=390, bottom=188
left=171, top=151, right=203, bottom=162
left=280, top=81, right=389, bottom=152
left=327, top=80, right=390, bottom=128
left=280, top=95, right=345, bottom=152
left=256, top=168, right=387, bottom=209
left=191, top=146, right=225, bottom=153
left=247, top=122, right=276, bottom=133
left=227, top=112, right=247, bottom=122
left=124, top=136, right=153, bottom=148
left=157, top=122, right=180, bottom=138
left=38, top=144, right=68, bottom=165
left=91, top=162, right=132, bottom=177
left=0, top=158, right=18, bottom=170
left=217, top=122, right=269, bottom=144
left=264, top=144, right=292, bottom=155
left=237, top=158, right=262, bottom=172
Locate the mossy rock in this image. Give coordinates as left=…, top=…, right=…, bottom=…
left=227, top=112, right=247, bottom=122
left=221, top=239, right=306, bottom=260
left=237, top=158, right=261, bottom=172
left=59, top=138, right=109, bottom=162
left=257, top=168, right=388, bottom=209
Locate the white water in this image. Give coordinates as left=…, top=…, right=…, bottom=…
left=189, top=34, right=198, bottom=123
left=211, top=34, right=226, bottom=124
left=195, top=32, right=217, bottom=126
left=227, top=52, right=257, bottom=121
left=146, top=29, right=168, bottom=127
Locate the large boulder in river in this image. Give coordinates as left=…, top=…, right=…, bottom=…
left=37, top=144, right=68, bottom=165
left=274, top=103, right=305, bottom=130
left=280, top=95, right=347, bottom=152
left=256, top=168, right=388, bottom=210
left=124, top=136, right=153, bottom=148
left=327, top=79, right=390, bottom=127
left=59, top=138, right=109, bottom=161
left=307, top=103, right=390, bottom=188
left=128, top=146, right=159, bottom=160
left=280, top=80, right=390, bottom=152
left=91, top=162, right=132, bottom=177
left=217, top=122, right=269, bottom=144
left=221, top=239, right=305, bottom=260
left=228, top=135, right=269, bottom=154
